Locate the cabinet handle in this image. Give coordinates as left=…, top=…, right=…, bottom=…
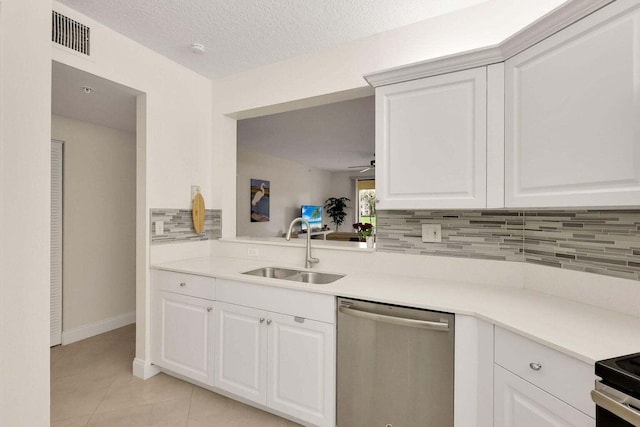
left=207, top=307, right=212, bottom=312
left=259, top=317, right=265, bottom=323
left=266, top=319, right=272, bottom=325
left=179, top=282, right=186, bottom=287
left=529, top=362, right=542, bottom=371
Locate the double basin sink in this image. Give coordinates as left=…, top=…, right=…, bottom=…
left=242, top=266, right=344, bottom=285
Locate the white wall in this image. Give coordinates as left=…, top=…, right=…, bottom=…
left=0, top=0, right=52, bottom=424
left=52, top=1, right=213, bottom=369
left=237, top=149, right=332, bottom=237
left=51, top=115, right=136, bottom=336
left=211, top=0, right=567, bottom=238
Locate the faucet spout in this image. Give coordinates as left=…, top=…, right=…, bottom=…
left=286, top=217, right=320, bottom=269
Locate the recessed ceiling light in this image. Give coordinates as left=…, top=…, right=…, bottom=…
left=190, top=43, right=205, bottom=54
left=82, top=86, right=93, bottom=94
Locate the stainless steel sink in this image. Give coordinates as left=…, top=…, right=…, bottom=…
left=242, top=267, right=300, bottom=280
left=285, top=271, right=345, bottom=284
left=242, top=267, right=344, bottom=285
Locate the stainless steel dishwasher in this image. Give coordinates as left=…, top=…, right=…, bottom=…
left=337, top=297, right=454, bottom=427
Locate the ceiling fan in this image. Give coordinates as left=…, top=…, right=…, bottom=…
left=349, top=159, right=375, bottom=173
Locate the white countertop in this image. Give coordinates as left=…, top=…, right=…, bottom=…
left=152, top=255, right=640, bottom=365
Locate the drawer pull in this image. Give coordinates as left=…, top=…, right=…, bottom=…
left=179, top=282, right=186, bottom=287
left=529, top=362, right=542, bottom=371
left=207, top=307, right=212, bottom=312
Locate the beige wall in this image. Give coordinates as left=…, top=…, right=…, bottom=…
left=52, top=1, right=213, bottom=366
left=0, top=0, right=52, bottom=424
left=52, top=115, right=136, bottom=333
left=237, top=149, right=332, bottom=237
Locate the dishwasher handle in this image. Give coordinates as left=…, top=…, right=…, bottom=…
left=339, top=305, right=450, bottom=331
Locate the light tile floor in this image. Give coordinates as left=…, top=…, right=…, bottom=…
left=51, top=324, right=300, bottom=427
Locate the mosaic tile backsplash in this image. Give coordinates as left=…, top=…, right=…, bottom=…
left=376, top=210, right=640, bottom=281
left=150, top=209, right=221, bottom=244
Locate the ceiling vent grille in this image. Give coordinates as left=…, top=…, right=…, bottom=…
left=52, top=11, right=90, bottom=56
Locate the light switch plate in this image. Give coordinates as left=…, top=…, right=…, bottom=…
left=422, top=224, right=442, bottom=243
left=155, top=220, right=164, bottom=236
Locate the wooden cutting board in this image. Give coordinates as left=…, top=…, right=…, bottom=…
left=192, top=193, right=205, bottom=234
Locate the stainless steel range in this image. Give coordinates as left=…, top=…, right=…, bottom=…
left=593, top=353, right=640, bottom=426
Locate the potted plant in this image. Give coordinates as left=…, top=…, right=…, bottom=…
left=324, top=197, right=350, bottom=231
left=352, top=222, right=373, bottom=242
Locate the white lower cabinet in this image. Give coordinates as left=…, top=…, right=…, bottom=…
left=215, top=301, right=334, bottom=427
left=266, top=311, right=335, bottom=426
left=151, top=272, right=336, bottom=427
left=493, top=327, right=595, bottom=427
left=152, top=291, right=215, bottom=386
left=215, top=302, right=267, bottom=404
left=494, top=365, right=594, bottom=427
left=214, top=287, right=336, bottom=427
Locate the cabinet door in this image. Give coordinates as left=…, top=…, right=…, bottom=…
left=494, top=365, right=594, bottom=427
left=214, top=301, right=267, bottom=405
left=152, top=291, right=214, bottom=385
left=376, top=67, right=487, bottom=209
left=267, top=312, right=335, bottom=427
left=505, top=2, right=640, bottom=207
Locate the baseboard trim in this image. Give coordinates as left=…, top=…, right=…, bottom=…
left=61, top=311, right=135, bottom=345
left=132, top=358, right=161, bottom=380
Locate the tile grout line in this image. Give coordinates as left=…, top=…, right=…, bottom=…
left=185, top=387, right=195, bottom=426
left=522, top=210, right=526, bottom=265
left=83, top=355, right=125, bottom=427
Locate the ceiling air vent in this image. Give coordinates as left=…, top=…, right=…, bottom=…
left=52, top=11, right=90, bottom=56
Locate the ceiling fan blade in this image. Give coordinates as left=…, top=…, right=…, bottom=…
left=349, top=159, right=375, bottom=171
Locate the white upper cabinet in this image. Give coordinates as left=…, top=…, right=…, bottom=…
left=376, top=66, right=498, bottom=209
left=505, top=1, right=640, bottom=207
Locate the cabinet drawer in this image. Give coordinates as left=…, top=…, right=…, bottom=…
left=495, top=327, right=595, bottom=417
left=494, top=365, right=594, bottom=427
left=152, top=269, right=215, bottom=300
left=216, top=279, right=335, bottom=324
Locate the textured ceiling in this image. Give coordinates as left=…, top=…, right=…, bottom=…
left=238, top=96, right=374, bottom=171
left=52, top=61, right=139, bottom=132
left=56, top=0, right=489, bottom=78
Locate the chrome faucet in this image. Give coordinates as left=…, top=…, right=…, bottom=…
left=285, top=217, right=320, bottom=269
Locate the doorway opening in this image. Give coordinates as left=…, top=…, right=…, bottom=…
left=51, top=60, right=141, bottom=346
left=356, top=178, right=376, bottom=227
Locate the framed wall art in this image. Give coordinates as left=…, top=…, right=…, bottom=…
left=250, top=178, right=270, bottom=222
